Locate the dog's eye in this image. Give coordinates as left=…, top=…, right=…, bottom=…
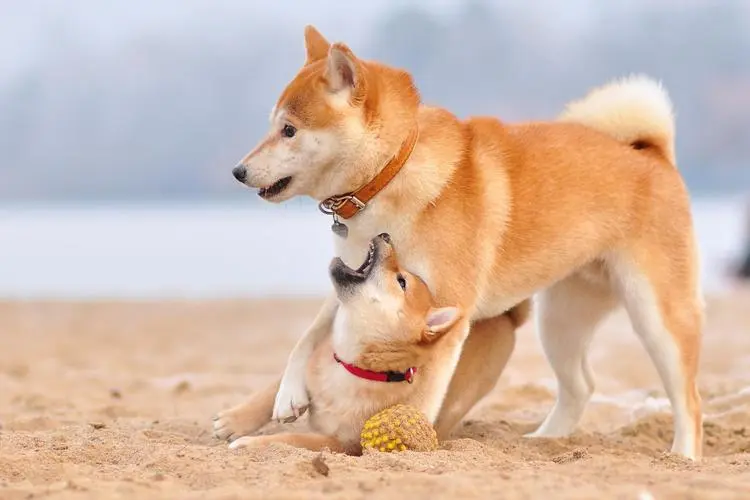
left=281, top=124, right=297, bottom=138
left=397, top=274, right=407, bottom=291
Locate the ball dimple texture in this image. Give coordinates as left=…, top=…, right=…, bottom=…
left=360, top=404, right=438, bottom=452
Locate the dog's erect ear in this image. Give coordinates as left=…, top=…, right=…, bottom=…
left=304, top=25, right=330, bottom=65
left=421, top=306, right=462, bottom=343
left=325, top=43, right=364, bottom=98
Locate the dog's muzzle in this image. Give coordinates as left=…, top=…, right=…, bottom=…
left=329, top=233, right=391, bottom=290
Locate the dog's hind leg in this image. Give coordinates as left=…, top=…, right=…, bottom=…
left=434, top=300, right=530, bottom=439
left=528, top=269, right=618, bottom=438
left=611, top=249, right=704, bottom=460
left=213, top=377, right=280, bottom=443
left=229, top=432, right=348, bottom=454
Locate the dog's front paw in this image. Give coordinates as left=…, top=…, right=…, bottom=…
left=212, top=409, right=243, bottom=443
left=212, top=401, right=267, bottom=442
left=272, top=378, right=309, bottom=423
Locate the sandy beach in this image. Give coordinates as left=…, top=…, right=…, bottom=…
left=1, top=291, right=750, bottom=499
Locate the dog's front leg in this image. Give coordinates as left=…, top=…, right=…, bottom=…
left=213, top=377, right=280, bottom=442
left=273, top=293, right=339, bottom=422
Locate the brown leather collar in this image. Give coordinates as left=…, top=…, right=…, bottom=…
left=319, top=128, right=419, bottom=220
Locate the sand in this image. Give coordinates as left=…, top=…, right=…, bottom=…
left=1, top=291, right=750, bottom=499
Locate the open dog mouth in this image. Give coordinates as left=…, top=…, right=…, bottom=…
left=329, top=239, right=378, bottom=288
left=356, top=239, right=377, bottom=275
left=258, top=176, right=292, bottom=199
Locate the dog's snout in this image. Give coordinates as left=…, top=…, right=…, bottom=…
left=377, top=233, right=392, bottom=244
left=232, top=165, right=247, bottom=182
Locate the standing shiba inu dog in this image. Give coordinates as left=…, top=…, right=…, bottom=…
left=217, top=234, right=465, bottom=454
left=216, top=25, right=704, bottom=459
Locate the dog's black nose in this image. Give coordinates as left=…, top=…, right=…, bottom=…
left=232, top=165, right=247, bottom=182
left=378, top=233, right=391, bottom=243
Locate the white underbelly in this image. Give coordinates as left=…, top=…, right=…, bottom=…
left=472, top=291, right=534, bottom=321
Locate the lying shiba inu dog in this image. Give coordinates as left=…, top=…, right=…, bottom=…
left=215, top=233, right=465, bottom=454
left=217, top=25, right=704, bottom=459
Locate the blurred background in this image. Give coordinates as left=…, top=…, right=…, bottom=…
left=1, top=0, right=749, bottom=299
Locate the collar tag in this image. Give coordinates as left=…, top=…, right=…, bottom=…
left=331, top=213, right=348, bottom=239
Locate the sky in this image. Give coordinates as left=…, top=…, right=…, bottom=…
left=2, top=0, right=747, bottom=200
left=0, top=0, right=602, bottom=82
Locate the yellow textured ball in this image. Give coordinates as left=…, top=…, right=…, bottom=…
left=360, top=404, right=438, bottom=452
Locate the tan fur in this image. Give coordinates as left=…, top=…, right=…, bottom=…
left=213, top=378, right=279, bottom=443
left=434, top=312, right=517, bottom=438
left=220, top=26, right=703, bottom=459
left=220, top=235, right=466, bottom=454
left=230, top=432, right=348, bottom=454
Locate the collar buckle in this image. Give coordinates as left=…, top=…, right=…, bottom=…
left=317, top=127, right=418, bottom=221
left=405, top=367, right=415, bottom=384
left=319, top=194, right=367, bottom=216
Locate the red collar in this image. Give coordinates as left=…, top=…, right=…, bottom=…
left=333, top=353, right=416, bottom=384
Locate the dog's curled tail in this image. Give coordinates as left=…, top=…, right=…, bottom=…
left=559, top=74, right=676, bottom=166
